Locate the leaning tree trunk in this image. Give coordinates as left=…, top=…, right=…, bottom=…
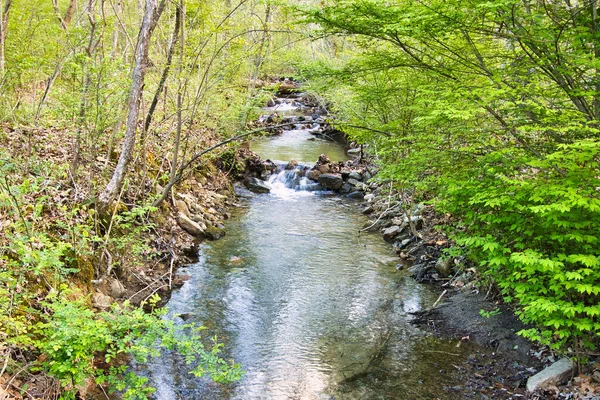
left=97, top=0, right=161, bottom=215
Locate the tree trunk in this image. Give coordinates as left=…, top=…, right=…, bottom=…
left=153, top=1, right=184, bottom=207
left=144, top=1, right=181, bottom=134
left=0, top=0, right=11, bottom=79
left=97, top=0, right=162, bottom=215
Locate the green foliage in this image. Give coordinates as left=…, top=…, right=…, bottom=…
left=37, top=292, right=242, bottom=400
left=0, top=153, right=242, bottom=398
left=480, top=308, right=502, bottom=319
left=301, top=0, right=600, bottom=352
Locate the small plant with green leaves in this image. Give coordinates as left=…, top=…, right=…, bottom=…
left=37, top=291, right=243, bottom=400
left=480, top=308, right=502, bottom=319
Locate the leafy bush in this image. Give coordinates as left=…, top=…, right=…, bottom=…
left=444, top=140, right=600, bottom=350
left=37, top=292, right=242, bottom=400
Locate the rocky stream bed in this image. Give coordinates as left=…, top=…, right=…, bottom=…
left=140, top=86, right=599, bottom=399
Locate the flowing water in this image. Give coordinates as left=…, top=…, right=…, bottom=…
left=148, top=97, right=475, bottom=399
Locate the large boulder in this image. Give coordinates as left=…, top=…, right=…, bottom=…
left=244, top=177, right=271, bottom=193
left=177, top=213, right=206, bottom=237
left=318, top=173, right=344, bottom=190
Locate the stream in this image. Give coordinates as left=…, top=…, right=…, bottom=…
left=147, top=96, right=477, bottom=399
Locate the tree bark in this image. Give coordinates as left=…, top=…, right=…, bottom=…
left=144, top=1, right=181, bottom=134
left=97, top=0, right=163, bottom=214
left=0, top=0, right=11, bottom=79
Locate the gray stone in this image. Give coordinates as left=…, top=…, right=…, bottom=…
left=435, top=258, right=453, bottom=277
left=244, top=177, right=271, bottom=193
left=177, top=213, right=206, bottom=237
left=347, top=178, right=361, bottom=187
left=347, top=147, right=361, bottom=156
left=109, top=279, right=126, bottom=298
left=339, top=183, right=352, bottom=194
left=398, top=238, right=412, bottom=250
left=408, top=263, right=430, bottom=281
left=93, top=292, right=112, bottom=309
left=364, top=193, right=376, bottom=202
left=362, top=206, right=374, bottom=215
left=363, top=171, right=372, bottom=181
left=234, top=182, right=255, bottom=198
left=318, top=173, right=344, bottom=190
left=346, top=191, right=364, bottom=199
left=382, top=225, right=403, bottom=241
left=526, top=358, right=575, bottom=392
left=348, top=171, right=363, bottom=181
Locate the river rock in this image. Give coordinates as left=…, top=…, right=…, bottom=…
left=307, top=169, right=321, bottom=181
left=382, top=225, right=403, bottom=241
left=92, top=292, right=112, bottom=309
left=109, top=279, right=126, bottom=298
left=362, top=206, right=374, bottom=214
left=435, top=258, right=453, bottom=277
left=347, top=147, right=361, bottom=156
left=244, top=177, right=271, bottom=193
left=190, top=214, right=209, bottom=229
left=348, top=171, right=363, bottom=181
left=175, top=200, right=190, bottom=216
left=317, top=164, right=331, bottom=174
left=526, top=358, right=575, bottom=392
left=346, top=191, right=364, bottom=199
left=205, top=226, right=226, bottom=241
left=286, top=159, right=298, bottom=170
left=318, top=154, right=331, bottom=164
left=318, top=173, right=344, bottom=190
left=397, top=238, right=413, bottom=250
left=339, top=183, right=352, bottom=194
left=347, top=178, right=361, bottom=187
left=364, top=193, right=376, bottom=202
left=408, top=263, right=431, bottom=281
left=177, top=213, right=206, bottom=237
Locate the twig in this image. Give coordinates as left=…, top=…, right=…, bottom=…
left=423, top=350, right=460, bottom=356
left=360, top=182, right=396, bottom=232
left=168, top=256, right=175, bottom=290
left=0, top=349, right=10, bottom=378
left=432, top=289, right=448, bottom=309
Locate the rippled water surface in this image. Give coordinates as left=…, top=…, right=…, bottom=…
left=148, top=99, right=474, bottom=399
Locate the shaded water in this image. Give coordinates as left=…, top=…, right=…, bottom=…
left=149, top=99, right=474, bottom=399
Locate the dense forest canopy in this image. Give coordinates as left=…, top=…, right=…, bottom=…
left=0, top=0, right=599, bottom=398
left=301, top=0, right=600, bottom=352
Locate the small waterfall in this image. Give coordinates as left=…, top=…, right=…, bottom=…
left=266, top=161, right=324, bottom=198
